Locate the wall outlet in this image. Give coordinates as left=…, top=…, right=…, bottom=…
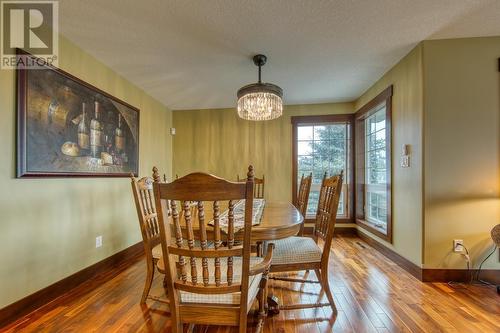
left=170, top=127, right=176, bottom=135
left=453, top=239, right=464, bottom=252
left=96, top=235, right=103, bottom=248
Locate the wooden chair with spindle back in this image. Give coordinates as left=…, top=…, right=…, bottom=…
left=265, top=171, right=343, bottom=314
left=238, top=174, right=265, bottom=199
left=295, top=172, right=312, bottom=236
left=130, top=167, right=165, bottom=304
left=155, top=166, right=274, bottom=333
left=173, top=173, right=200, bottom=219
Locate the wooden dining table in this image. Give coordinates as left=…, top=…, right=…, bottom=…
left=167, top=201, right=303, bottom=243
left=235, top=201, right=303, bottom=242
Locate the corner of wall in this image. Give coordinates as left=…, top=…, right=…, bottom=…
left=353, top=42, right=425, bottom=267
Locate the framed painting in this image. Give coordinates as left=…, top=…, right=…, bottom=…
left=16, top=50, right=139, bottom=177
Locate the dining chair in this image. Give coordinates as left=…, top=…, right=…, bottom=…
left=238, top=174, right=265, bottom=199
left=172, top=173, right=202, bottom=220
left=131, top=167, right=165, bottom=304
left=238, top=174, right=265, bottom=255
left=154, top=166, right=274, bottom=333
left=265, top=171, right=343, bottom=314
left=295, top=172, right=312, bottom=236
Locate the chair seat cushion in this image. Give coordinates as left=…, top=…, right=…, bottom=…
left=152, top=244, right=162, bottom=259
left=178, top=256, right=262, bottom=306
left=265, top=236, right=322, bottom=265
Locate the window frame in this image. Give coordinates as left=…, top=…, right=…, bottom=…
left=354, top=86, right=393, bottom=242
left=291, top=114, right=354, bottom=225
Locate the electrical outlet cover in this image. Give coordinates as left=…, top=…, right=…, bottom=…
left=96, top=235, right=103, bottom=248
left=453, top=239, right=464, bottom=252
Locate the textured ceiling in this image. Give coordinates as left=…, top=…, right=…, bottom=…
left=58, top=0, right=500, bottom=110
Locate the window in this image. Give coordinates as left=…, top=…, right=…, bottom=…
left=355, top=86, right=392, bottom=241
left=292, top=115, right=353, bottom=223
left=365, top=107, right=387, bottom=229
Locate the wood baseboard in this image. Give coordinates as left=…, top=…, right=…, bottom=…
left=356, top=230, right=422, bottom=280
left=357, top=230, right=500, bottom=285
left=335, top=227, right=358, bottom=236
left=422, top=268, right=500, bottom=284
left=0, top=242, right=144, bottom=327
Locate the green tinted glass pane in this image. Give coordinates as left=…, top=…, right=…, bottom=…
left=307, top=191, right=319, bottom=215
left=313, top=169, right=325, bottom=183
left=298, top=155, right=313, bottom=170
left=337, top=189, right=345, bottom=215
left=375, top=130, right=385, bottom=149
left=296, top=122, right=349, bottom=218
left=367, top=115, right=377, bottom=134
left=313, top=125, right=328, bottom=140
left=375, top=110, right=386, bottom=131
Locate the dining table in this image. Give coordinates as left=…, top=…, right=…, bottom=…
left=234, top=201, right=303, bottom=242
left=159, top=200, right=303, bottom=315
left=166, top=201, right=303, bottom=242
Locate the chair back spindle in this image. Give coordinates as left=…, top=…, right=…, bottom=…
left=314, top=171, right=344, bottom=262
left=131, top=174, right=161, bottom=251
left=295, top=172, right=312, bottom=236
left=155, top=166, right=255, bottom=304
left=131, top=168, right=172, bottom=303
left=238, top=174, right=264, bottom=199
left=265, top=171, right=343, bottom=316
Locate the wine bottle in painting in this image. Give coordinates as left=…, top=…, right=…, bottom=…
left=90, top=101, right=103, bottom=158
left=115, top=113, right=125, bottom=153
left=104, top=111, right=115, bottom=146
left=77, top=102, right=90, bottom=151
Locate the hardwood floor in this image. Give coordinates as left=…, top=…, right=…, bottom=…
left=2, top=235, right=499, bottom=332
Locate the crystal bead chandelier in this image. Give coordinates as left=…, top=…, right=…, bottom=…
left=237, top=54, right=283, bottom=121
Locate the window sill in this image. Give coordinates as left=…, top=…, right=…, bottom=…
left=304, top=217, right=353, bottom=224
left=356, top=218, right=392, bottom=243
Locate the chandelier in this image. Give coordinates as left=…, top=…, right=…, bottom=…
left=237, top=54, right=283, bottom=121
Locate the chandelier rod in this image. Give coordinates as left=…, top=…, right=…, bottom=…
left=253, top=54, right=267, bottom=84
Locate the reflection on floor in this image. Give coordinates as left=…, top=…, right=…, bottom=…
left=3, top=235, right=500, bottom=332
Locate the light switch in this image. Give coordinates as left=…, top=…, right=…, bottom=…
left=401, top=155, right=410, bottom=168
left=401, top=144, right=410, bottom=168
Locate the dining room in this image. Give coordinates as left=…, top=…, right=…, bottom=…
left=0, top=1, right=500, bottom=332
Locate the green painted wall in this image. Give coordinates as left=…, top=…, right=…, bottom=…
left=2, top=33, right=499, bottom=310
left=423, top=37, right=500, bottom=269
left=0, top=36, right=172, bottom=308
left=172, top=103, right=354, bottom=203
left=355, top=44, right=424, bottom=266
left=355, top=36, right=500, bottom=270
left=161, top=37, right=500, bottom=272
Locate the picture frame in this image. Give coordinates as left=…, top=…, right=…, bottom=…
left=16, top=50, right=140, bottom=177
